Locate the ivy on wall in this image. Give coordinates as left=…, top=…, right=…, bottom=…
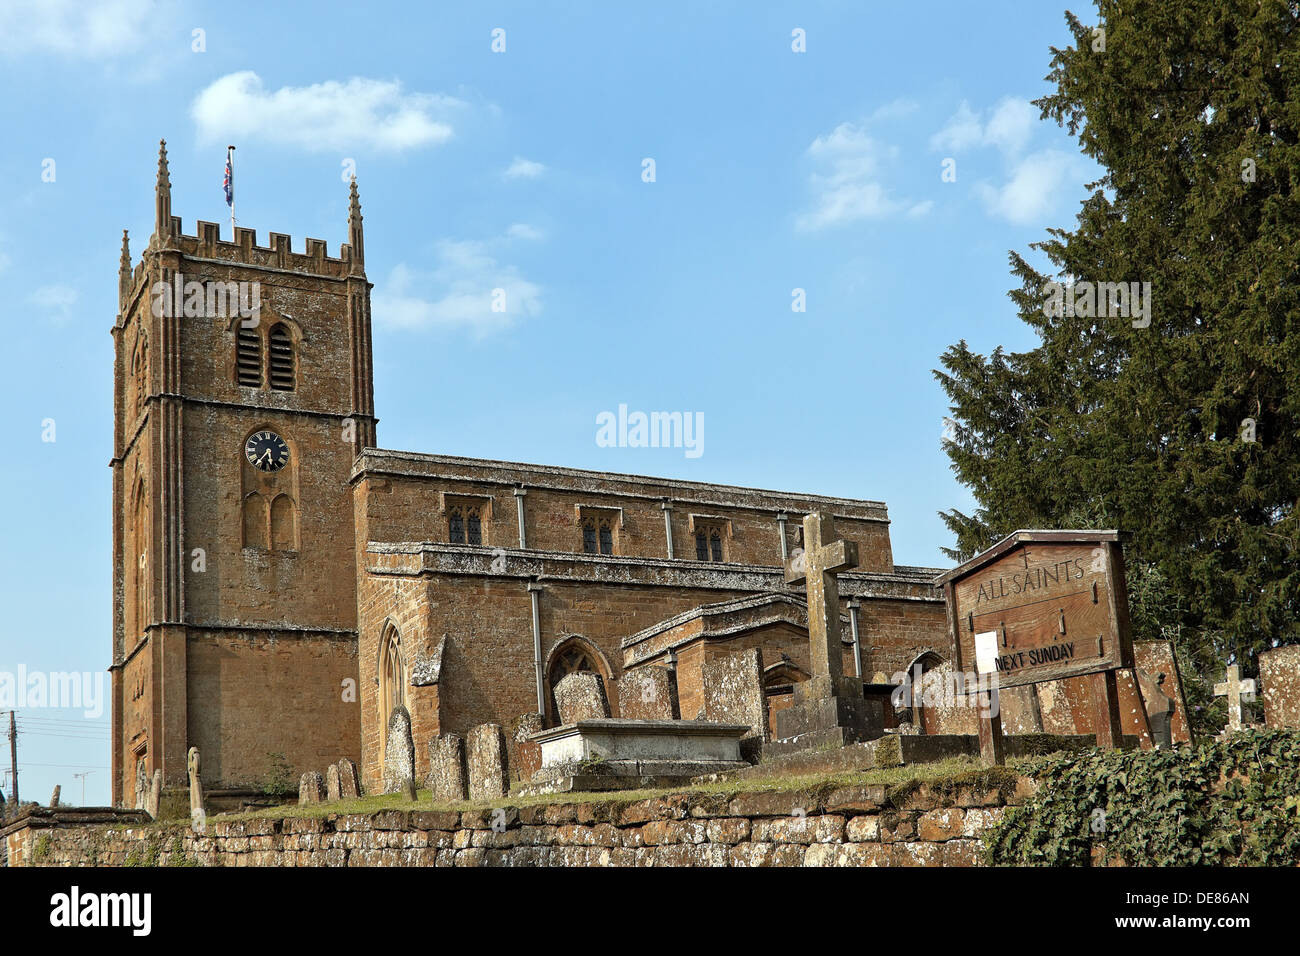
left=987, top=731, right=1300, bottom=866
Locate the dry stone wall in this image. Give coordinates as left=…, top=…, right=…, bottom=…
left=6, top=778, right=1033, bottom=867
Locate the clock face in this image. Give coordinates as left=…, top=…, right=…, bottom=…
left=244, top=431, right=289, bottom=472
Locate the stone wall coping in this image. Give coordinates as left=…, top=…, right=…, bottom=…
left=1, top=806, right=151, bottom=838
left=530, top=719, right=752, bottom=744
left=363, top=542, right=945, bottom=602
left=352, top=448, right=891, bottom=519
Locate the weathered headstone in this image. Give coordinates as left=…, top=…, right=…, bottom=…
left=428, top=733, right=469, bottom=802
left=702, top=648, right=769, bottom=762
left=467, top=723, right=510, bottom=801
left=49, top=785, right=61, bottom=808
left=554, top=672, right=610, bottom=724
left=507, top=713, right=544, bottom=783
left=774, top=511, right=877, bottom=752
left=1259, top=645, right=1300, bottom=731
left=298, top=771, right=325, bottom=805
left=383, top=705, right=418, bottom=799
left=1214, top=664, right=1258, bottom=733
left=620, top=666, right=681, bottom=721
left=325, top=764, right=342, bottom=801
left=134, top=759, right=148, bottom=811
left=1139, top=671, right=1176, bottom=749
left=146, top=769, right=162, bottom=818
left=336, top=757, right=361, bottom=799
left=187, top=747, right=204, bottom=818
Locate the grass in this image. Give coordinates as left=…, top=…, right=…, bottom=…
left=212, top=754, right=1030, bottom=824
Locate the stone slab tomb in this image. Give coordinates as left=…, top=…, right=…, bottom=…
left=619, top=666, right=681, bottom=721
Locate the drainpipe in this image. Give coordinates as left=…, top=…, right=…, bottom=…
left=848, top=598, right=863, bottom=678
left=513, top=486, right=528, bottom=548
left=777, top=511, right=789, bottom=562
left=529, top=579, right=544, bottom=714
left=661, top=500, right=675, bottom=558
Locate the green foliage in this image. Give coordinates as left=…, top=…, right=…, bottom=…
left=987, top=731, right=1300, bottom=865
left=935, top=1, right=1300, bottom=694
left=261, top=752, right=295, bottom=798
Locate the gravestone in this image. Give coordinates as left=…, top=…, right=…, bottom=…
left=145, top=770, right=162, bottom=818
left=298, top=771, right=325, bottom=805
left=134, top=759, right=148, bottom=811
left=383, top=705, right=418, bottom=798
left=49, top=785, right=60, bottom=808
left=1139, top=671, right=1176, bottom=748
left=620, top=666, right=681, bottom=721
left=702, top=648, right=769, bottom=762
left=1258, top=645, right=1300, bottom=730
left=187, top=747, right=204, bottom=818
left=336, top=758, right=361, bottom=799
left=1214, top=664, right=1258, bottom=733
left=428, top=733, right=469, bottom=802
left=774, top=512, right=878, bottom=752
left=467, top=723, right=510, bottom=801
left=554, top=672, right=611, bottom=724
left=325, top=764, right=342, bottom=801
left=508, top=713, right=544, bottom=783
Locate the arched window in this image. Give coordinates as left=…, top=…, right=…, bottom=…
left=236, top=324, right=262, bottom=387
left=270, top=494, right=297, bottom=551
left=448, top=504, right=482, bottom=545
left=546, top=636, right=611, bottom=724
left=581, top=517, right=613, bottom=555
left=378, top=625, right=406, bottom=730
left=133, top=482, right=148, bottom=637
left=242, top=492, right=268, bottom=549
left=582, top=518, right=597, bottom=553
left=693, top=521, right=726, bottom=562
left=268, top=323, right=295, bottom=391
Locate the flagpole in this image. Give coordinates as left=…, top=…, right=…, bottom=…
left=227, top=146, right=236, bottom=238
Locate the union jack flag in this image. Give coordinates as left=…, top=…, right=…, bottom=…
left=223, top=147, right=234, bottom=207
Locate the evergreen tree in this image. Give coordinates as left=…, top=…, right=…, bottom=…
left=936, top=0, right=1300, bottom=704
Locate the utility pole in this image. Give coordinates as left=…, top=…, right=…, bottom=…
left=7, top=710, right=18, bottom=806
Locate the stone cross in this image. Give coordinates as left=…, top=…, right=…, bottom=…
left=785, top=511, right=859, bottom=695
left=1214, top=664, right=1257, bottom=732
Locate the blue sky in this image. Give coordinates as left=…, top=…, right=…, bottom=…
left=0, top=0, right=1101, bottom=804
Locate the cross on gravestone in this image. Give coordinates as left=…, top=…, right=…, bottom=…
left=785, top=511, right=859, bottom=695
left=1214, top=664, right=1257, bottom=732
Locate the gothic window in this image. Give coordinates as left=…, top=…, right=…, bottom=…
left=133, top=482, right=148, bottom=637
left=236, top=324, right=262, bottom=387
left=449, top=504, right=482, bottom=545
left=132, top=339, right=147, bottom=417
left=581, top=517, right=615, bottom=555
left=694, top=521, right=726, bottom=561
left=268, top=323, right=295, bottom=391
left=379, top=626, right=406, bottom=731
left=270, top=494, right=297, bottom=551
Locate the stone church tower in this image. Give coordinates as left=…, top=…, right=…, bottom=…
left=109, top=142, right=374, bottom=805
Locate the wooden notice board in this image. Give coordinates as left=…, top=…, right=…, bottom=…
left=938, top=530, right=1135, bottom=689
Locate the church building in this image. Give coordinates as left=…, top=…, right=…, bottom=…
left=109, top=143, right=950, bottom=805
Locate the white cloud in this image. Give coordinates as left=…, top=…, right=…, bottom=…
left=28, top=283, right=78, bottom=323
left=506, top=223, right=545, bottom=240
left=191, top=72, right=462, bottom=153
left=372, top=234, right=541, bottom=336
left=503, top=156, right=545, bottom=179
left=796, top=122, right=912, bottom=230
left=975, top=149, right=1077, bottom=224
left=931, top=97, right=1037, bottom=154
left=0, top=0, right=158, bottom=57
left=0, top=249, right=10, bottom=272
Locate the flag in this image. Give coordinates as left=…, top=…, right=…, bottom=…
left=223, top=147, right=234, bottom=207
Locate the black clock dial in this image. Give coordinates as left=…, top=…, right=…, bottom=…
left=244, top=431, right=289, bottom=472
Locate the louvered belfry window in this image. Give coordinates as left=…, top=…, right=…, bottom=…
left=236, top=325, right=262, bottom=386
left=268, top=324, right=295, bottom=391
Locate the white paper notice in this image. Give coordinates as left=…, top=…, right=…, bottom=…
left=974, top=631, right=1000, bottom=675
